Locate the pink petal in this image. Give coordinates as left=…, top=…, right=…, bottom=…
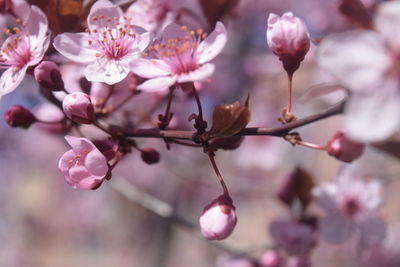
left=374, top=1, right=400, bottom=52
left=317, top=30, right=391, bottom=93
left=344, top=79, right=400, bottom=142
left=177, top=63, right=215, bottom=83
left=85, top=60, right=129, bottom=85
left=0, top=67, right=28, bottom=98
left=312, top=183, right=339, bottom=213
left=67, top=165, right=102, bottom=189
left=137, top=76, right=177, bottom=92
left=58, top=149, right=76, bottom=177
left=25, top=5, right=48, bottom=41
left=85, top=149, right=109, bottom=177
left=357, top=212, right=387, bottom=245
left=130, top=58, right=172, bottom=78
left=87, top=0, right=123, bottom=30
left=29, top=34, right=51, bottom=66
left=132, top=28, right=152, bottom=51
left=65, top=135, right=94, bottom=153
left=197, top=22, right=227, bottom=64
left=320, top=214, right=356, bottom=244
left=53, top=33, right=96, bottom=63
left=160, top=22, right=183, bottom=41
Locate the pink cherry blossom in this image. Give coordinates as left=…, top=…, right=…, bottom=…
left=312, top=167, right=386, bottom=245
left=53, top=0, right=151, bottom=85
left=259, top=250, right=283, bottom=267
left=130, top=22, right=227, bottom=92
left=317, top=1, right=400, bottom=142
left=58, top=135, right=109, bottom=190
left=0, top=5, right=50, bottom=100
left=63, top=92, right=95, bottom=124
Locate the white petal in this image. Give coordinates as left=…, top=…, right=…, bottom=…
left=25, top=5, right=48, bottom=41
left=374, top=1, right=400, bottom=52
left=177, top=64, right=215, bottom=83
left=132, top=28, right=152, bottom=51
left=312, top=183, right=339, bottom=213
left=160, top=23, right=184, bottom=41
left=0, top=67, right=27, bottom=98
left=320, top=214, right=356, bottom=244
left=137, top=76, right=177, bottom=92
left=87, top=0, right=123, bottom=29
left=29, top=33, right=51, bottom=66
left=53, top=33, right=96, bottom=63
left=344, top=79, right=400, bottom=143
left=197, top=22, right=227, bottom=64
left=317, top=30, right=391, bottom=93
left=357, top=212, right=387, bottom=245
left=85, top=60, right=129, bottom=85
left=130, top=58, right=171, bottom=78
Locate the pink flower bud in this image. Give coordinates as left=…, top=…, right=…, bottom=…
left=4, top=105, right=36, bottom=128
left=286, top=256, right=311, bottom=267
left=199, top=195, right=237, bottom=240
left=34, top=61, right=64, bottom=91
left=141, top=147, right=160, bottom=164
left=63, top=92, right=95, bottom=124
left=259, top=250, right=283, bottom=267
left=326, top=131, right=365, bottom=163
left=267, top=12, right=310, bottom=74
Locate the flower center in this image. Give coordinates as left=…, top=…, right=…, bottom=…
left=341, top=197, right=361, bottom=218
left=67, top=150, right=89, bottom=168
left=0, top=20, right=33, bottom=70
left=146, top=25, right=208, bottom=74
left=86, top=15, right=138, bottom=61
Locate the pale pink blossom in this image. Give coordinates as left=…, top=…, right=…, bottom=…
left=312, top=167, right=386, bottom=245
left=34, top=103, right=70, bottom=133
left=0, top=5, right=50, bottom=100
left=58, top=136, right=109, bottom=190
left=326, top=131, right=365, bottom=163
left=269, top=220, right=316, bottom=256
left=199, top=194, right=237, bottom=240
left=130, top=22, right=227, bottom=92
left=317, top=1, right=400, bottom=142
left=53, top=0, right=151, bottom=85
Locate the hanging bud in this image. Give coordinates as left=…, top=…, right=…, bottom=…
left=267, top=12, right=310, bottom=74
left=141, top=147, right=160, bottom=164
left=199, top=194, right=237, bottom=240
left=63, top=92, right=95, bottom=124
left=34, top=61, right=64, bottom=91
left=4, top=105, right=36, bottom=128
left=326, top=131, right=365, bottom=163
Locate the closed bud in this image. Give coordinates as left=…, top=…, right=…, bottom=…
left=63, top=92, right=94, bottom=124
left=199, top=194, right=237, bottom=240
left=4, top=105, right=36, bottom=128
left=259, top=250, right=283, bottom=267
left=326, top=131, right=365, bottom=163
left=267, top=12, right=310, bottom=74
left=34, top=61, right=64, bottom=91
left=141, top=147, right=160, bottom=164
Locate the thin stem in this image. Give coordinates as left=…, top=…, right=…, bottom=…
left=287, top=72, right=293, bottom=113
left=208, top=151, right=229, bottom=196
left=101, top=84, right=115, bottom=110
left=191, top=83, right=203, bottom=122
left=297, top=140, right=327, bottom=151
left=164, top=86, right=175, bottom=121
left=93, top=121, right=114, bottom=136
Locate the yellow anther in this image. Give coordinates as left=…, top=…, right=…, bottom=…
left=15, top=18, right=22, bottom=25
left=92, top=15, right=98, bottom=21
left=196, top=29, right=203, bottom=36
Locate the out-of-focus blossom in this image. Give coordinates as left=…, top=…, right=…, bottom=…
left=0, top=5, right=49, bottom=100
left=267, top=12, right=310, bottom=74
left=326, top=131, right=365, bottom=163
left=199, top=194, right=237, bottom=240
left=131, top=22, right=227, bottom=92
left=58, top=135, right=109, bottom=189
left=34, top=61, right=64, bottom=91
left=286, top=255, right=311, bottom=267
left=259, top=250, right=283, bottom=267
left=312, top=167, right=386, bottom=245
left=216, top=254, right=254, bottom=267
left=269, top=220, right=316, bottom=256
left=317, top=1, right=400, bottom=142
left=53, top=0, right=151, bottom=85
left=63, top=92, right=95, bottom=124
left=34, top=103, right=70, bottom=133
left=4, top=104, right=36, bottom=128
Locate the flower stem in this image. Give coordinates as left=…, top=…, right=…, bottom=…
left=297, top=140, right=326, bottom=151
left=208, top=151, right=229, bottom=196
left=287, top=72, right=294, bottom=113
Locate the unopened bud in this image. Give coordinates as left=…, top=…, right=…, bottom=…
left=4, top=105, right=36, bottom=128
left=141, top=147, right=160, bottom=164
left=326, top=131, right=364, bottom=163
left=199, top=194, right=237, bottom=240
left=259, top=250, right=283, bottom=267
left=267, top=12, right=310, bottom=74
left=0, top=0, right=13, bottom=14
left=34, top=61, right=64, bottom=91
left=63, top=92, right=95, bottom=124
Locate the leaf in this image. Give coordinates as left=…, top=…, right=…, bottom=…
left=209, top=95, right=250, bottom=137
left=339, top=0, right=372, bottom=29
left=199, top=0, right=239, bottom=29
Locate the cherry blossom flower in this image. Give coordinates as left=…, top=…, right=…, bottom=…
left=317, top=1, right=400, bottom=142
left=58, top=135, right=109, bottom=190
left=130, top=22, right=227, bottom=92
left=312, top=167, right=386, bottom=245
left=0, top=5, right=50, bottom=100
left=53, top=0, right=151, bottom=85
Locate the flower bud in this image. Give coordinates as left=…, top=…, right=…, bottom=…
left=141, top=147, right=160, bottom=164
left=63, top=92, right=95, bottom=124
left=199, top=194, right=237, bottom=240
left=259, top=250, right=283, bottom=267
left=326, top=131, right=365, bottom=163
left=34, top=61, right=64, bottom=91
left=4, top=105, right=36, bottom=128
left=286, top=256, right=311, bottom=267
left=267, top=12, right=310, bottom=74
